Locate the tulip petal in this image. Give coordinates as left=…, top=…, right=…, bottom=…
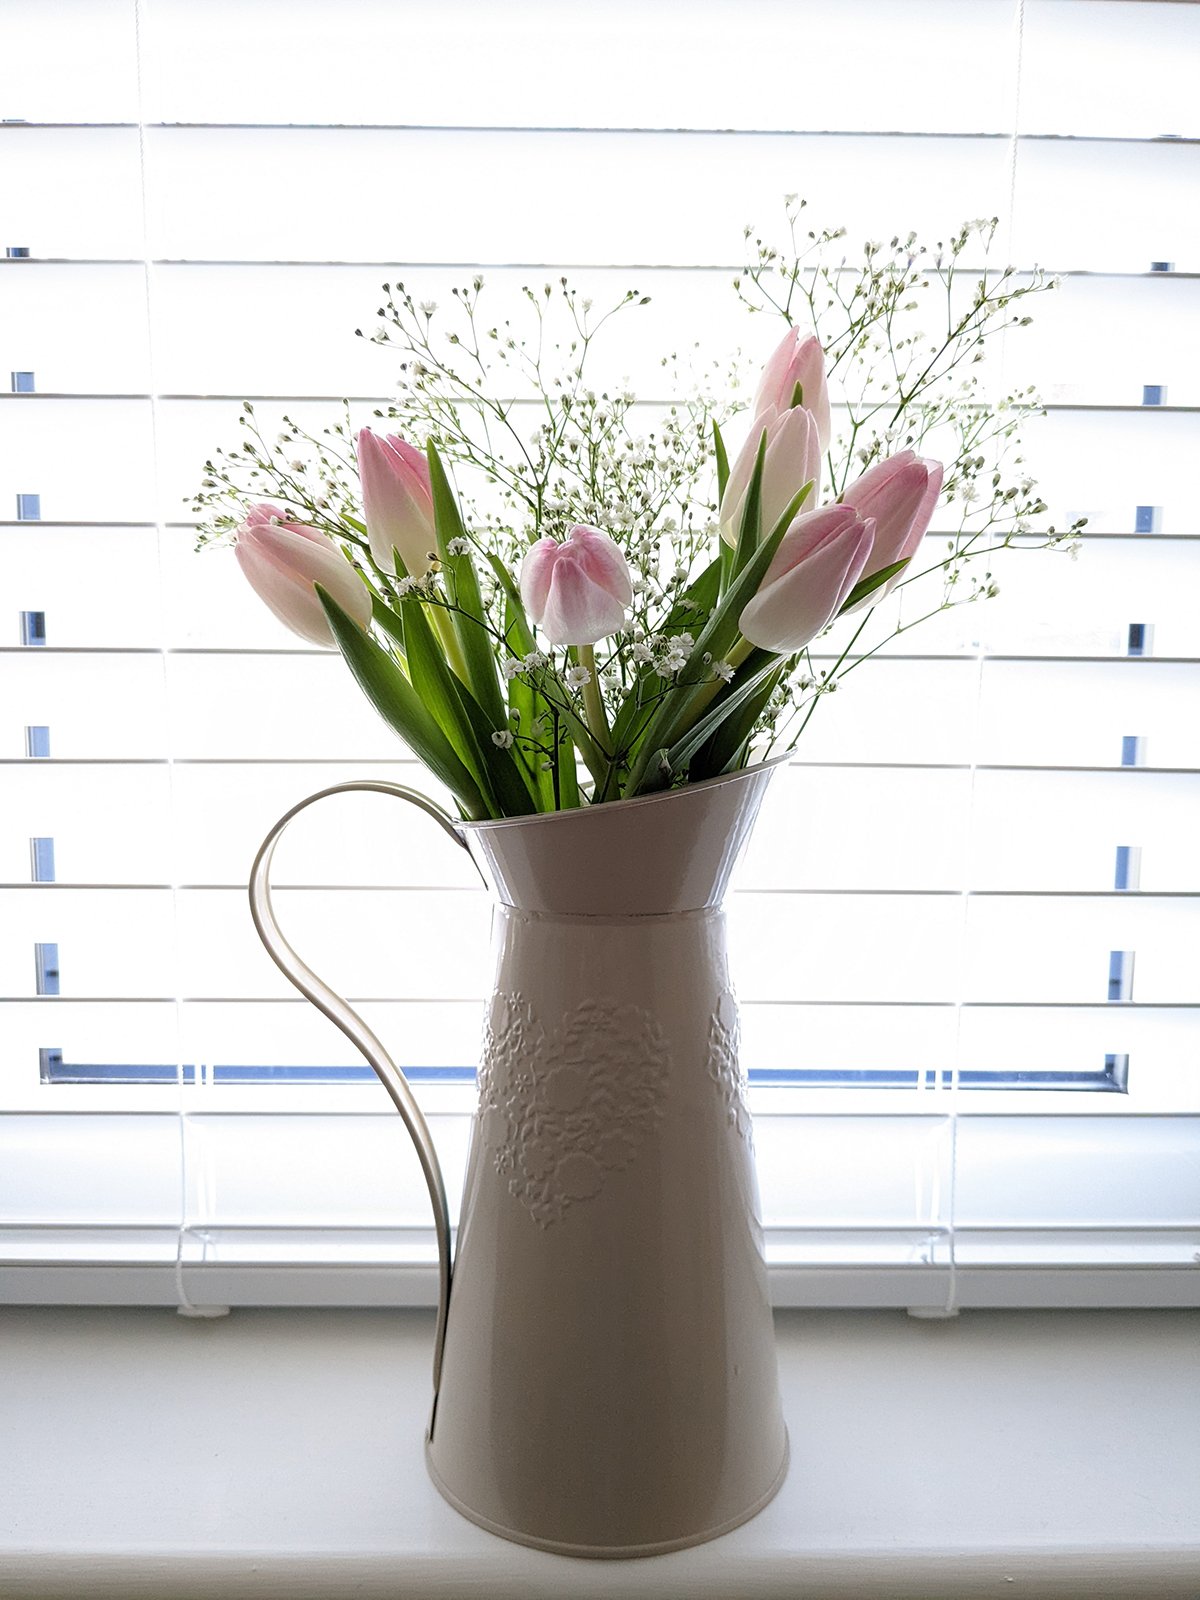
left=357, top=427, right=437, bottom=576
left=752, top=328, right=831, bottom=450
left=902, top=459, right=944, bottom=562
left=235, top=518, right=371, bottom=648
left=567, top=525, right=634, bottom=606
left=761, top=407, right=822, bottom=535
left=541, top=558, right=628, bottom=647
left=839, top=451, right=943, bottom=611
left=719, top=404, right=821, bottom=547
left=718, top=410, right=775, bottom=545
left=519, top=537, right=559, bottom=622
left=752, top=333, right=798, bottom=420
left=519, top=525, right=632, bottom=647
left=739, top=507, right=875, bottom=654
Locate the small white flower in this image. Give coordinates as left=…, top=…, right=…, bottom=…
left=502, top=657, right=525, bottom=681
left=713, top=660, right=735, bottom=683
left=446, top=537, right=470, bottom=556
left=289, top=459, right=306, bottom=473
left=565, top=664, right=592, bottom=690
left=311, top=488, right=329, bottom=509
left=491, top=729, right=514, bottom=748
left=630, top=642, right=653, bottom=664
left=395, top=576, right=418, bottom=597
left=523, top=649, right=549, bottom=671
left=374, top=323, right=390, bottom=340
left=419, top=300, right=437, bottom=316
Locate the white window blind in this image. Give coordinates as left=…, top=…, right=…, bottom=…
left=2, top=0, right=1198, bottom=1311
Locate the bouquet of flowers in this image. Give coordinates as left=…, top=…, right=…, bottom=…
left=194, top=203, right=1082, bottom=820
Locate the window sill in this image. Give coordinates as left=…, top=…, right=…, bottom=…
left=2, top=1307, right=1198, bottom=1599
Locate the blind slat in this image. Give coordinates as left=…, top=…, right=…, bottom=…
left=6, top=1, right=1197, bottom=141
left=6, top=263, right=1200, bottom=404
left=5, top=124, right=1198, bottom=270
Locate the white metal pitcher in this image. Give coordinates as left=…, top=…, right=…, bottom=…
left=249, top=759, right=788, bottom=1557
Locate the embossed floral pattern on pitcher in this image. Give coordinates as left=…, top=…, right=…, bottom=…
left=479, top=991, right=669, bottom=1227
left=707, top=990, right=754, bottom=1146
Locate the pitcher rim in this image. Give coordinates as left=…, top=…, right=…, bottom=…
left=457, top=750, right=791, bottom=835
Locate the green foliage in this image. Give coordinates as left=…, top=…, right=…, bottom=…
left=426, top=442, right=507, bottom=731
left=317, top=586, right=489, bottom=820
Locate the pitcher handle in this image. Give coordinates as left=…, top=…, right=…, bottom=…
left=248, top=781, right=475, bottom=1416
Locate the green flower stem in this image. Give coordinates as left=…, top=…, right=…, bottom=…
left=429, top=603, right=470, bottom=683
left=576, top=645, right=613, bottom=755
left=676, top=634, right=756, bottom=726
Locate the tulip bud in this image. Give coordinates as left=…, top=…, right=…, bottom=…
left=234, top=504, right=371, bottom=648
left=752, top=327, right=831, bottom=449
left=839, top=451, right=943, bottom=612
left=738, top=503, right=875, bottom=654
left=719, top=404, right=822, bottom=548
left=519, top=525, right=633, bottom=647
left=356, top=427, right=437, bottom=576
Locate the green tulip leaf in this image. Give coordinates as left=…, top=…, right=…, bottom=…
left=317, top=585, right=489, bottom=820
left=731, top=428, right=768, bottom=577
left=839, top=558, right=910, bottom=614
left=409, top=596, right=539, bottom=816
left=671, top=552, right=722, bottom=634
left=487, top=552, right=538, bottom=659
left=659, top=653, right=782, bottom=778
left=712, top=418, right=730, bottom=503
left=688, top=661, right=785, bottom=781
left=426, top=442, right=507, bottom=730
left=370, top=595, right=407, bottom=657
left=501, top=593, right=553, bottom=810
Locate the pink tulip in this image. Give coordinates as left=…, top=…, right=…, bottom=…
left=356, top=427, right=437, bottom=576
left=719, top=404, right=822, bottom=548
left=738, top=503, right=875, bottom=655
left=520, top=525, right=633, bottom=647
left=752, top=327, right=831, bottom=449
left=839, top=451, right=943, bottom=612
left=234, top=503, right=371, bottom=648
